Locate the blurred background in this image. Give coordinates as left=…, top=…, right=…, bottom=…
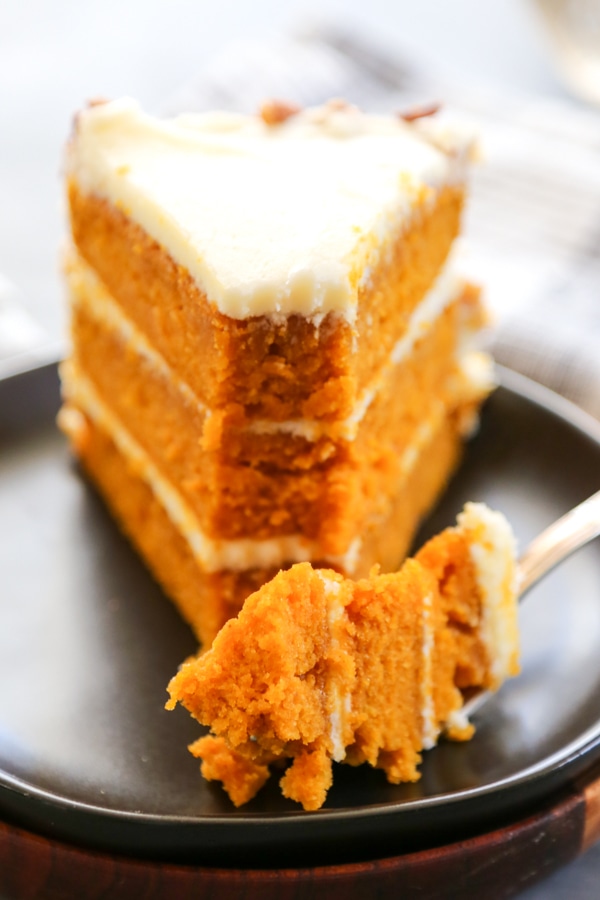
left=0, top=1, right=599, bottom=387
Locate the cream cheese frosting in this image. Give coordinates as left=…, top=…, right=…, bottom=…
left=457, top=502, right=520, bottom=686
left=59, top=361, right=488, bottom=577
left=65, top=244, right=489, bottom=443
left=59, top=361, right=361, bottom=574
left=420, top=592, right=438, bottom=750
left=318, top=571, right=353, bottom=762
left=67, top=98, right=472, bottom=322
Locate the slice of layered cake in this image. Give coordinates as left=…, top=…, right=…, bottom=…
left=167, top=503, right=519, bottom=810
left=59, top=97, right=493, bottom=646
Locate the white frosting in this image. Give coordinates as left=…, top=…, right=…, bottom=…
left=60, top=362, right=362, bottom=574
left=318, top=571, right=351, bottom=761
left=65, top=249, right=205, bottom=415
left=420, top=592, right=438, bottom=750
left=66, top=245, right=480, bottom=443
left=68, top=98, right=470, bottom=322
left=457, top=502, right=519, bottom=685
left=330, top=538, right=362, bottom=575
left=319, top=572, right=342, bottom=597
left=458, top=350, right=497, bottom=396
left=58, top=355, right=492, bottom=580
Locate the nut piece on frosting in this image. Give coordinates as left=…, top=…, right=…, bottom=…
left=398, top=101, right=441, bottom=122
left=259, top=99, right=302, bottom=125
left=166, top=502, right=519, bottom=811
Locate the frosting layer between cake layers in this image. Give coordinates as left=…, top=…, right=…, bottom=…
left=62, top=244, right=493, bottom=561
left=61, top=99, right=489, bottom=645
left=166, top=504, right=519, bottom=811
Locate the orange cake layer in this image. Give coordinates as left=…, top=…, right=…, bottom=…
left=61, top=99, right=486, bottom=644
left=68, top=180, right=463, bottom=423
left=167, top=506, right=519, bottom=810
left=59, top=406, right=278, bottom=642
left=58, top=393, right=477, bottom=646
left=65, top=253, right=488, bottom=550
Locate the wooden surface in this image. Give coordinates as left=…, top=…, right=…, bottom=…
left=2, top=764, right=600, bottom=900
left=582, top=767, right=600, bottom=853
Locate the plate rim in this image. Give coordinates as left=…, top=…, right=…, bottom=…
left=2, top=360, right=600, bottom=856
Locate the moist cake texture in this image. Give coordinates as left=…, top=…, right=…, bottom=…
left=60, top=97, right=493, bottom=645
left=167, top=503, right=520, bottom=810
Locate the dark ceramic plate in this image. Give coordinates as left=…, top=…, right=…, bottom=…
left=1, top=362, right=600, bottom=868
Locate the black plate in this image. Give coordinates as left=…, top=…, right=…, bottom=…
left=1, top=362, right=600, bottom=867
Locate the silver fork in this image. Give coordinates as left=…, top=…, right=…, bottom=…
left=463, top=488, right=600, bottom=719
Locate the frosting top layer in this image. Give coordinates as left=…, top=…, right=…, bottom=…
left=68, top=98, right=470, bottom=320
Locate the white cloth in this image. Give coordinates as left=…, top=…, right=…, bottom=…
left=4, top=25, right=599, bottom=418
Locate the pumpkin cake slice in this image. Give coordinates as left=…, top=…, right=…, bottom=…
left=59, top=97, right=491, bottom=647
left=167, top=502, right=519, bottom=810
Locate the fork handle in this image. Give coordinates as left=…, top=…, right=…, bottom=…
left=518, top=489, right=600, bottom=598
